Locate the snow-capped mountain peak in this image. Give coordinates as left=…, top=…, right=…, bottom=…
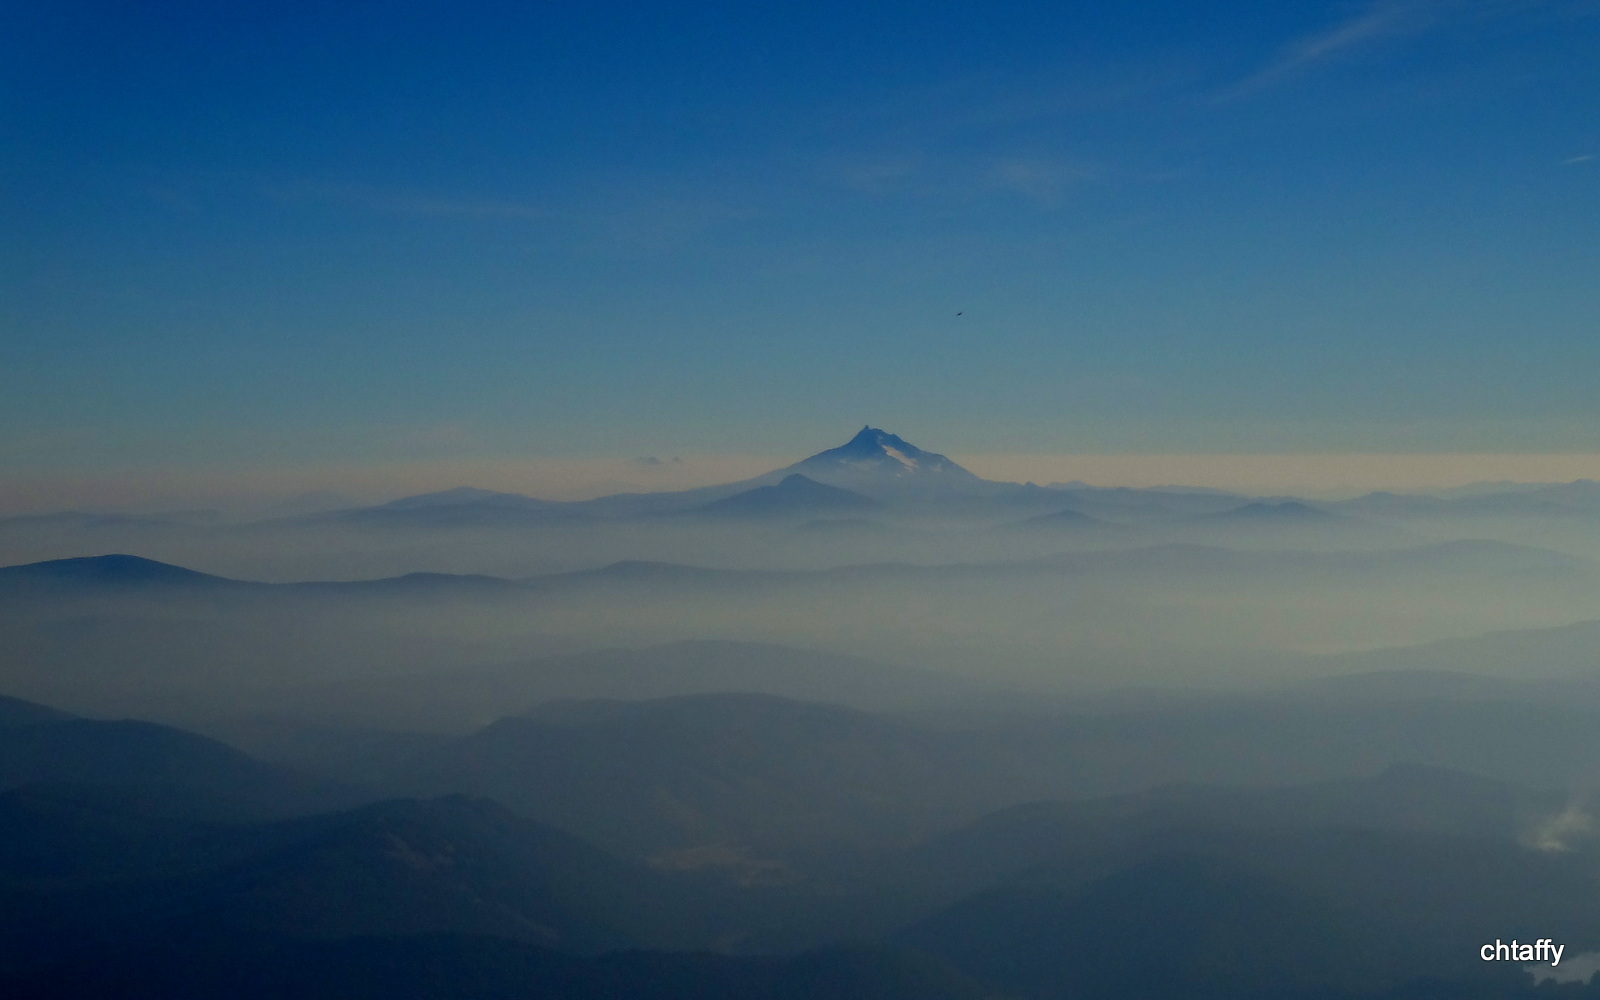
left=780, top=427, right=982, bottom=490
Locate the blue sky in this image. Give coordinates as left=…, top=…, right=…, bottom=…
left=3, top=0, right=1598, bottom=501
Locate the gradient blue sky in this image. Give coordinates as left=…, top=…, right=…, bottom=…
left=3, top=0, right=1598, bottom=503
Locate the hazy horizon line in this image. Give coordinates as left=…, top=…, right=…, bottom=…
left=6, top=451, right=1600, bottom=517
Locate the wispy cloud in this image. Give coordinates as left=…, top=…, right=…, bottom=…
left=834, top=158, right=924, bottom=195
left=1562, top=154, right=1595, bottom=165
left=827, top=154, right=1094, bottom=208
left=583, top=194, right=751, bottom=253
left=1216, top=1, right=1441, bottom=101
left=374, top=194, right=546, bottom=222
left=268, top=182, right=547, bottom=222
left=1214, top=0, right=1596, bottom=102
left=1278, top=2, right=1432, bottom=69
left=261, top=177, right=753, bottom=255
left=1521, top=796, right=1596, bottom=852
left=986, top=159, right=1094, bottom=207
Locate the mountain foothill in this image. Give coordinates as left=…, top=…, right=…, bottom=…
left=6, top=428, right=1600, bottom=998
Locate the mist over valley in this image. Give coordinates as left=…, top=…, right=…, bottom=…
left=6, top=429, right=1600, bottom=997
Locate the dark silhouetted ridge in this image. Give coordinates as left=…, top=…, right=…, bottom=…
left=375, top=487, right=559, bottom=511
left=0, top=554, right=236, bottom=588
left=697, top=474, right=881, bottom=517
left=1210, top=500, right=1335, bottom=521
left=0, top=694, right=76, bottom=727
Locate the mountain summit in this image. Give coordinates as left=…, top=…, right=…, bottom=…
left=368, top=427, right=1012, bottom=517
left=782, top=427, right=982, bottom=491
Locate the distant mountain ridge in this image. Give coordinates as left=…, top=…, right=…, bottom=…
left=344, top=427, right=1030, bottom=520
left=0, top=694, right=76, bottom=727
left=274, top=427, right=1599, bottom=522
left=1208, top=500, right=1334, bottom=521
left=695, top=474, right=881, bottom=518
left=1335, top=480, right=1600, bottom=519
left=0, top=709, right=358, bottom=821
left=5, top=536, right=1589, bottom=599
left=377, top=487, right=559, bottom=511
left=249, top=639, right=1007, bottom=732
left=0, top=553, right=234, bottom=589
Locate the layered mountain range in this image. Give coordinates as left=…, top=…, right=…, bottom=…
left=337, top=426, right=1023, bottom=523
left=8, top=427, right=1600, bottom=996
left=311, top=427, right=1600, bottom=524
left=4, top=686, right=1599, bottom=999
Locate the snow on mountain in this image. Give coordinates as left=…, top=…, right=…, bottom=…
left=779, top=427, right=986, bottom=493
left=356, top=427, right=1024, bottom=517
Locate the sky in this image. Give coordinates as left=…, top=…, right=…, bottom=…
left=3, top=0, right=1599, bottom=508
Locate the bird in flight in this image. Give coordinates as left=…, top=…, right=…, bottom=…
left=956, top=311, right=963, bottom=316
